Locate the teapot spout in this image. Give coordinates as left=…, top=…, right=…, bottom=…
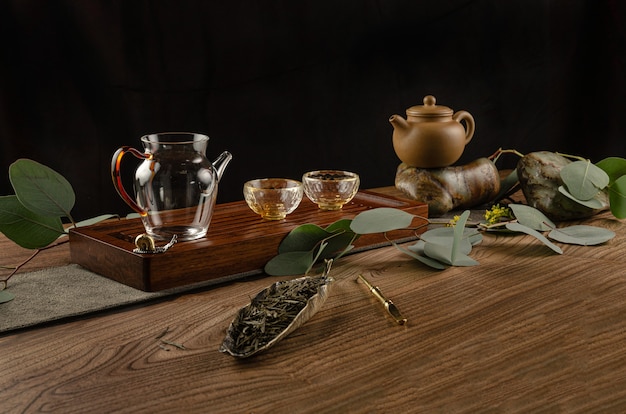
left=389, top=114, right=409, bottom=132
left=213, top=151, right=233, bottom=181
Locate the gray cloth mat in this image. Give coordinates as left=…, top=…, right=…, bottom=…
left=0, top=235, right=422, bottom=334
left=0, top=264, right=258, bottom=333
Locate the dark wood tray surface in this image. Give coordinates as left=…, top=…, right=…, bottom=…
left=69, top=190, right=428, bottom=291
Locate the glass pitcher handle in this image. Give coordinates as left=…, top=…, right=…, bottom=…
left=111, top=146, right=150, bottom=217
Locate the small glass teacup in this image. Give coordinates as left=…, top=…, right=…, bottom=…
left=302, top=170, right=360, bottom=210
left=243, top=178, right=303, bottom=220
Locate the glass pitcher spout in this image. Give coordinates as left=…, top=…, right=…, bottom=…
left=213, top=151, right=233, bottom=181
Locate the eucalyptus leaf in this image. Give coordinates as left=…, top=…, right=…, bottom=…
left=509, top=204, right=555, bottom=231
left=548, top=225, right=615, bottom=246
left=278, top=221, right=356, bottom=261
left=596, top=157, right=626, bottom=184
left=278, top=224, right=329, bottom=253
left=393, top=242, right=446, bottom=269
left=407, top=239, right=426, bottom=254
left=608, top=175, right=626, bottom=219
left=494, top=169, right=520, bottom=201
left=560, top=160, right=609, bottom=200
left=0, top=290, right=15, bottom=304
left=9, top=159, right=76, bottom=218
left=420, top=227, right=453, bottom=240
left=0, top=195, right=64, bottom=249
left=54, top=214, right=117, bottom=242
left=423, top=242, right=479, bottom=266
left=307, top=241, right=329, bottom=274
left=74, top=214, right=118, bottom=227
left=467, top=231, right=483, bottom=246
left=321, top=220, right=358, bottom=259
left=505, top=222, right=563, bottom=254
left=558, top=186, right=606, bottom=209
left=270, top=219, right=359, bottom=276
left=316, top=232, right=355, bottom=259
left=264, top=250, right=315, bottom=276
left=420, top=227, right=482, bottom=248
left=350, top=207, right=414, bottom=234
left=419, top=228, right=474, bottom=255
left=451, top=210, right=470, bottom=264
left=325, top=219, right=353, bottom=233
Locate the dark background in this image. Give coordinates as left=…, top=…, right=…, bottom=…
left=1, top=0, right=625, bottom=220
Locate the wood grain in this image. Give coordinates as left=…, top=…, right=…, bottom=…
left=1, top=191, right=626, bottom=413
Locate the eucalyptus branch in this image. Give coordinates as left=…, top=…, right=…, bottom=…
left=66, top=213, right=78, bottom=228
left=555, top=152, right=588, bottom=162
left=0, top=239, right=69, bottom=290
left=489, top=148, right=525, bottom=164
left=477, top=220, right=515, bottom=230
left=331, top=233, right=359, bottom=262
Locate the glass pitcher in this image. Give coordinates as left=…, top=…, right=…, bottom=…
left=111, top=132, right=232, bottom=241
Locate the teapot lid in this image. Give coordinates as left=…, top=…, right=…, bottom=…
left=406, top=95, right=453, bottom=117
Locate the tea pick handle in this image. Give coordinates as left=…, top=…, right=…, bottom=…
left=357, top=274, right=407, bottom=325
left=133, top=234, right=177, bottom=254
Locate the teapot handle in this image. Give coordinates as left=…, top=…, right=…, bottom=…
left=452, top=110, right=475, bottom=145
left=111, top=146, right=150, bottom=217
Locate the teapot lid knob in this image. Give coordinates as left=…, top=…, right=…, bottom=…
left=406, top=95, right=452, bottom=117
left=423, top=95, right=436, bottom=106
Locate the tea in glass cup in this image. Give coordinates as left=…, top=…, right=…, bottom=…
left=302, top=170, right=360, bottom=210
left=243, top=178, right=303, bottom=220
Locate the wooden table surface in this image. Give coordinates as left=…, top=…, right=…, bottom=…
left=1, top=188, right=626, bottom=413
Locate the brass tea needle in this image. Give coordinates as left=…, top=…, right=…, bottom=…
left=357, top=274, right=407, bottom=325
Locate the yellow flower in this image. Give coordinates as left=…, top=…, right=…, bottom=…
left=484, top=204, right=513, bottom=225
left=448, top=215, right=461, bottom=227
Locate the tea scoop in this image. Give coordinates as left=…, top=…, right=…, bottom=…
left=220, top=259, right=334, bottom=358
left=357, top=274, right=407, bottom=325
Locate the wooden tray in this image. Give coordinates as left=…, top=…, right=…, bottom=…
left=69, top=191, right=427, bottom=291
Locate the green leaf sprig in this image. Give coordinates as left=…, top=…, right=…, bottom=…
left=265, top=208, right=482, bottom=276
left=401, top=210, right=482, bottom=267
left=0, top=159, right=115, bottom=293
left=0, top=159, right=74, bottom=249
left=265, top=201, right=617, bottom=276
left=264, top=220, right=359, bottom=276
left=558, top=157, right=626, bottom=219
left=498, top=204, right=614, bottom=250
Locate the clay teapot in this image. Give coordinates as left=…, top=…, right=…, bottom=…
left=389, top=95, right=475, bottom=168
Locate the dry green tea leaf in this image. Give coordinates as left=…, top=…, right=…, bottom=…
left=221, top=261, right=333, bottom=358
